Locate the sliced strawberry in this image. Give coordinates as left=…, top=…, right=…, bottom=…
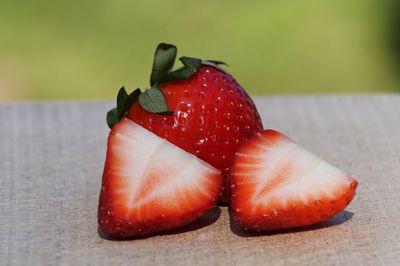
left=231, top=130, right=358, bottom=231
left=98, top=118, right=222, bottom=238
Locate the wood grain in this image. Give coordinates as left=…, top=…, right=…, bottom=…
left=1, top=95, right=400, bottom=265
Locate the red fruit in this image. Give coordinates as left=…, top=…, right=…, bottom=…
left=231, top=130, right=358, bottom=231
left=129, top=65, right=263, bottom=203
left=98, top=118, right=222, bottom=238
left=106, top=43, right=263, bottom=204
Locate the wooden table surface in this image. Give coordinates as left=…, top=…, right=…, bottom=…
left=1, top=94, right=400, bottom=265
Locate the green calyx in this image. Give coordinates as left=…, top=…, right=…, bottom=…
left=106, top=87, right=141, bottom=128
left=106, top=43, right=227, bottom=129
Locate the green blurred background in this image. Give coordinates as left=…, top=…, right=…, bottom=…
left=0, top=0, right=399, bottom=101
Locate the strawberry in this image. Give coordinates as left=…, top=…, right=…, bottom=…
left=231, top=130, right=358, bottom=231
left=106, top=43, right=263, bottom=203
left=98, top=118, right=222, bottom=238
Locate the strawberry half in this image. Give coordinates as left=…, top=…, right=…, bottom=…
left=231, top=130, right=358, bottom=231
left=98, top=118, right=222, bottom=238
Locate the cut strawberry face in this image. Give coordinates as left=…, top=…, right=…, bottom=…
left=98, top=118, right=222, bottom=238
left=231, top=130, right=358, bottom=231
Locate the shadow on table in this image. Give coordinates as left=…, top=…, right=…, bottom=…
left=98, top=206, right=221, bottom=241
left=228, top=208, right=354, bottom=237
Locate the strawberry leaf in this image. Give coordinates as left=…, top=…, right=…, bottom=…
left=201, top=60, right=229, bottom=74
left=138, top=87, right=173, bottom=115
left=106, top=107, right=119, bottom=129
left=159, top=56, right=202, bottom=83
left=150, top=43, right=177, bottom=86
left=203, top=60, right=228, bottom=66
left=124, top=88, right=141, bottom=114
left=107, top=87, right=142, bottom=129
left=116, top=87, right=128, bottom=117
left=181, top=56, right=202, bottom=70
left=117, top=87, right=142, bottom=117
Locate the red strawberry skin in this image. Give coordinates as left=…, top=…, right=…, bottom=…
left=231, top=130, right=358, bottom=231
left=128, top=65, right=263, bottom=203
left=98, top=119, right=222, bottom=238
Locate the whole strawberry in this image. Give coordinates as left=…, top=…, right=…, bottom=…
left=107, top=43, right=263, bottom=203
